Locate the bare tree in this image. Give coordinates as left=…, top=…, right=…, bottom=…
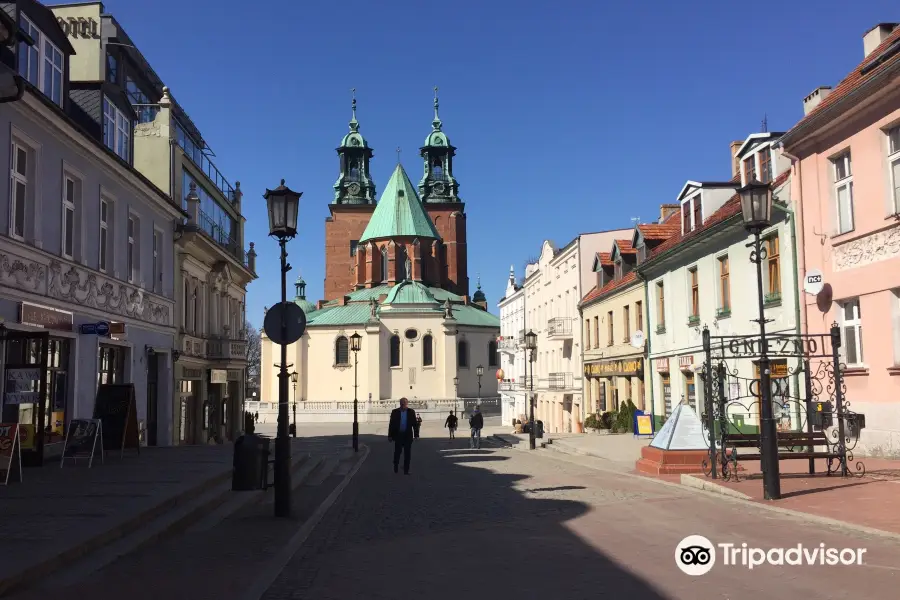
left=245, top=320, right=262, bottom=385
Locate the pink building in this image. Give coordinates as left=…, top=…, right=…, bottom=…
left=779, top=23, right=900, bottom=456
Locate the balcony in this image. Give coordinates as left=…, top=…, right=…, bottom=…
left=175, top=120, right=238, bottom=204
left=207, top=338, right=248, bottom=361
left=764, top=291, right=782, bottom=307
left=687, top=315, right=700, bottom=327
left=547, top=372, right=574, bottom=390
left=499, top=377, right=532, bottom=391
left=499, top=338, right=519, bottom=353
left=198, top=210, right=248, bottom=265
left=547, top=317, right=572, bottom=339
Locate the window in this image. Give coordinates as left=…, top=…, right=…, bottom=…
left=103, top=97, right=131, bottom=161
left=765, top=235, right=781, bottom=302
left=457, top=340, right=468, bottom=368
left=607, top=311, right=613, bottom=346
left=396, top=245, right=408, bottom=281
left=682, top=202, right=690, bottom=233
left=153, top=230, right=162, bottom=294
left=350, top=240, right=358, bottom=257
left=62, top=176, right=76, bottom=259
left=657, top=282, right=666, bottom=330
left=390, top=335, right=401, bottom=367
left=833, top=152, right=854, bottom=234
left=759, top=150, right=772, bottom=184
left=744, top=156, right=756, bottom=182
left=127, top=215, right=137, bottom=283
left=692, top=197, right=702, bottom=229
left=99, top=199, right=110, bottom=272
left=488, top=341, right=498, bottom=367
left=17, top=16, right=63, bottom=106
left=689, top=267, right=699, bottom=318
left=126, top=77, right=159, bottom=123
left=335, top=336, right=349, bottom=366
left=684, top=372, right=696, bottom=410
left=423, top=334, right=433, bottom=366
left=839, top=299, right=864, bottom=366
left=888, top=126, right=900, bottom=214
left=98, top=345, right=125, bottom=385
left=623, top=305, right=631, bottom=342
left=106, top=53, right=118, bottom=84
left=584, top=319, right=590, bottom=349
left=593, top=316, right=599, bottom=349
left=636, top=301, right=643, bottom=332
left=718, top=256, right=730, bottom=312
left=9, top=141, right=28, bottom=240
left=381, top=247, right=388, bottom=283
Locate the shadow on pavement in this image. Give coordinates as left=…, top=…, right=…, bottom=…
left=262, top=434, right=672, bottom=599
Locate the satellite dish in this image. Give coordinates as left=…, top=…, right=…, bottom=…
left=804, top=269, right=824, bottom=295
left=630, top=330, right=645, bottom=349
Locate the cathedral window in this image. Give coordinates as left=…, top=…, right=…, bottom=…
left=390, top=335, right=401, bottom=367
left=348, top=160, right=360, bottom=182
left=397, top=246, right=408, bottom=280
left=488, top=341, right=498, bottom=367
left=457, top=340, right=469, bottom=368
left=335, top=336, right=350, bottom=366
left=381, top=247, right=388, bottom=283
left=423, top=334, right=433, bottom=366
left=432, top=158, right=444, bottom=180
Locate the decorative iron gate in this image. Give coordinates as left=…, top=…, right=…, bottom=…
left=700, top=323, right=866, bottom=482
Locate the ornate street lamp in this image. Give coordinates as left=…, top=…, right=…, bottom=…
left=738, top=179, right=780, bottom=500
left=264, top=179, right=302, bottom=518
left=524, top=330, right=538, bottom=450
left=289, top=371, right=298, bottom=437
left=350, top=332, right=362, bottom=452
left=476, top=364, right=484, bottom=399
left=453, top=376, right=460, bottom=415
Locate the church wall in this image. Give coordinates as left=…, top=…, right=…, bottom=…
left=425, top=204, right=469, bottom=296
left=324, top=206, right=375, bottom=301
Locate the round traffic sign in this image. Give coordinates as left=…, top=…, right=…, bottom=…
left=95, top=321, right=110, bottom=336
left=263, top=302, right=307, bottom=345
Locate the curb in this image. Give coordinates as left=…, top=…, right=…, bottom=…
left=242, top=443, right=370, bottom=600
left=680, top=474, right=752, bottom=500
left=535, top=441, right=900, bottom=543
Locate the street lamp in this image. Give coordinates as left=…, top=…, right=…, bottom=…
left=289, top=371, right=298, bottom=437
left=264, top=178, right=302, bottom=518
left=738, top=179, right=780, bottom=500
left=350, top=331, right=362, bottom=452
left=524, top=329, right=538, bottom=450
left=453, top=376, right=459, bottom=415
left=476, top=365, right=484, bottom=399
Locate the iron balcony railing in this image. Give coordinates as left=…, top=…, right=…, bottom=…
left=175, top=121, right=237, bottom=204
left=548, top=372, right=573, bottom=390
left=198, top=209, right=246, bottom=264
left=547, top=317, right=572, bottom=338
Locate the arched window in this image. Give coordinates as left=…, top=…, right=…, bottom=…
left=390, top=335, right=401, bottom=367
left=397, top=245, right=408, bottom=281
left=457, top=340, right=468, bottom=368
left=423, top=334, right=433, bottom=366
left=335, top=336, right=349, bottom=366
left=348, top=159, right=360, bottom=182
left=381, top=247, right=388, bottom=283
left=432, top=157, right=443, bottom=179
left=488, top=340, right=498, bottom=367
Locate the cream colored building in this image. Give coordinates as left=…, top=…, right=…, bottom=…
left=497, top=266, right=526, bottom=425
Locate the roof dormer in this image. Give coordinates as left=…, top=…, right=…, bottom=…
left=676, top=180, right=740, bottom=235
left=734, top=132, right=787, bottom=186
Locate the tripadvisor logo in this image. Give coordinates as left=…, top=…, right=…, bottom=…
left=675, top=535, right=867, bottom=575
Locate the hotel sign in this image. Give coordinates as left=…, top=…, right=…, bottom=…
left=19, top=302, right=73, bottom=332
left=584, top=358, right=643, bottom=377
left=56, top=17, right=100, bottom=39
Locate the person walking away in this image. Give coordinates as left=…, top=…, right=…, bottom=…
left=469, top=406, right=484, bottom=449
left=388, top=397, right=420, bottom=474
left=444, top=411, right=458, bottom=440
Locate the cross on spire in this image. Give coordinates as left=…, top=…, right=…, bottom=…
left=349, top=87, right=359, bottom=132
left=432, top=85, right=442, bottom=131
left=396, top=146, right=401, bottom=163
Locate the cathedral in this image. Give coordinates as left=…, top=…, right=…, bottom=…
left=260, top=92, right=500, bottom=420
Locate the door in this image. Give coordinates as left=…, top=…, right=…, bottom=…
left=146, top=353, right=158, bottom=446
left=1, top=329, right=50, bottom=466
left=661, top=374, right=672, bottom=417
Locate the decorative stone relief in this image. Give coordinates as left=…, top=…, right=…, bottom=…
left=833, top=225, right=900, bottom=272
left=0, top=252, right=46, bottom=292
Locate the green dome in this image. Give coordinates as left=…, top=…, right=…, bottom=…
left=294, top=298, right=316, bottom=314
left=473, top=288, right=486, bottom=302
left=384, top=281, right=440, bottom=306
left=424, top=130, right=449, bottom=148
left=340, top=130, right=369, bottom=149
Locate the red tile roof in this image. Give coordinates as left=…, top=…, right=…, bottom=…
left=595, top=252, right=613, bottom=267
left=638, top=221, right=680, bottom=241
left=789, top=26, right=900, bottom=134
left=614, top=239, right=637, bottom=254
left=581, top=271, right=639, bottom=306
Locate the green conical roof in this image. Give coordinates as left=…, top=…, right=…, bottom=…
left=359, top=164, right=440, bottom=242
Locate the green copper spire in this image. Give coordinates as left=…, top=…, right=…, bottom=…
left=473, top=273, right=486, bottom=302
left=432, top=85, right=442, bottom=131
left=359, top=163, right=440, bottom=242
left=349, top=87, right=359, bottom=132
left=419, top=86, right=460, bottom=203
left=334, top=88, right=376, bottom=204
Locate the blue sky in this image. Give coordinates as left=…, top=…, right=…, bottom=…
left=101, top=0, right=896, bottom=327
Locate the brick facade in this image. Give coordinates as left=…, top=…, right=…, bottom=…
left=323, top=205, right=375, bottom=301
left=426, top=204, right=468, bottom=297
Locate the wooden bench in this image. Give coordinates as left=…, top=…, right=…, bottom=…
left=725, top=431, right=837, bottom=461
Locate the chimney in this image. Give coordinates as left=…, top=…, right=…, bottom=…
left=659, top=204, right=679, bottom=222
left=864, top=23, right=898, bottom=58
left=730, top=140, right=743, bottom=177
left=803, top=86, right=833, bottom=116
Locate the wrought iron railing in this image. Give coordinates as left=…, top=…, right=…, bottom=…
left=548, top=372, right=573, bottom=390
left=175, top=121, right=237, bottom=204
left=547, top=317, right=572, bottom=337
left=198, top=209, right=245, bottom=263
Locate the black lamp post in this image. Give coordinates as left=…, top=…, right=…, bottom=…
left=524, top=329, right=538, bottom=450
left=264, top=178, right=302, bottom=518
left=738, top=179, right=781, bottom=501
left=453, top=376, right=459, bottom=415
left=289, top=371, right=298, bottom=437
left=476, top=365, right=484, bottom=399
left=350, top=331, right=362, bottom=452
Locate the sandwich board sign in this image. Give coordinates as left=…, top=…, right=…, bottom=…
left=0, top=423, right=23, bottom=484
left=60, top=418, right=103, bottom=468
left=93, top=384, right=141, bottom=458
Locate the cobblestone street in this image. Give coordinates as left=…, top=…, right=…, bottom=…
left=263, top=427, right=900, bottom=600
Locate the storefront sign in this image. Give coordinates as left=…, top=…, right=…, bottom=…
left=678, top=355, right=694, bottom=370
left=182, top=368, right=203, bottom=380
left=654, top=358, right=669, bottom=372
left=20, top=302, right=73, bottom=332
left=109, top=322, right=126, bottom=335
left=227, top=370, right=242, bottom=382
left=583, top=358, right=643, bottom=377
left=4, top=368, right=40, bottom=404
left=636, top=414, right=653, bottom=436
left=210, top=369, right=227, bottom=384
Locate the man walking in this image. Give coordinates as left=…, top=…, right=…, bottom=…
left=469, top=406, right=484, bottom=449
left=388, top=397, right=420, bottom=474
left=444, top=411, right=458, bottom=440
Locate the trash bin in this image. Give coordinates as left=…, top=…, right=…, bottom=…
left=289, top=423, right=296, bottom=437
left=535, top=420, right=544, bottom=439
left=232, top=434, right=270, bottom=491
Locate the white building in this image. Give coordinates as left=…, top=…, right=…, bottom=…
left=497, top=266, right=525, bottom=425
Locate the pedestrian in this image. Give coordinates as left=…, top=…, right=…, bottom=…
left=254, top=411, right=259, bottom=423
left=416, top=413, right=423, bottom=429
left=469, top=405, right=484, bottom=449
left=444, top=411, right=458, bottom=440
left=388, top=397, right=420, bottom=475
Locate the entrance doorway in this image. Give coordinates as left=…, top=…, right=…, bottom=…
left=1, top=328, right=54, bottom=466
left=147, top=353, right=159, bottom=446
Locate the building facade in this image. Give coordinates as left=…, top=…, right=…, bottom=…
left=778, top=23, right=900, bottom=456
left=51, top=2, right=258, bottom=445
left=497, top=266, right=526, bottom=425
left=260, top=98, right=499, bottom=423
left=0, top=0, right=181, bottom=463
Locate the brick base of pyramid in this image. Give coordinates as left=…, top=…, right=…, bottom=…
left=635, top=446, right=709, bottom=476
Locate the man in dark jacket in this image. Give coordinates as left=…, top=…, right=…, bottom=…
left=469, top=406, right=484, bottom=449
left=444, top=411, right=458, bottom=440
left=388, top=397, right=420, bottom=474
